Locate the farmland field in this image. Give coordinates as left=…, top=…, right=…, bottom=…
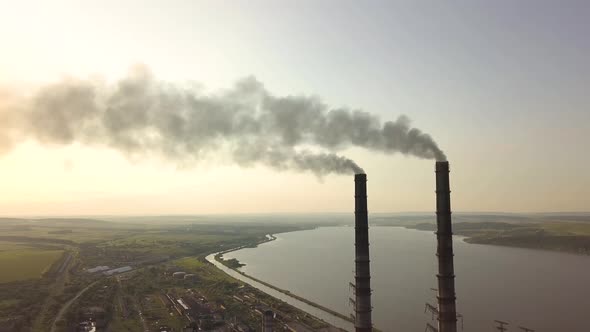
left=0, top=246, right=64, bottom=283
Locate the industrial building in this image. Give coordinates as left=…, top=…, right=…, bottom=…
left=102, top=266, right=132, bottom=276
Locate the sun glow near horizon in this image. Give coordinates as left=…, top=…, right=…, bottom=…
left=1, top=1, right=589, bottom=215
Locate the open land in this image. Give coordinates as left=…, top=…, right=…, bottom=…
left=0, top=216, right=344, bottom=332
left=0, top=247, right=64, bottom=283
left=1, top=213, right=589, bottom=331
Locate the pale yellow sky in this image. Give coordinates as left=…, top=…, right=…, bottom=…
left=0, top=1, right=588, bottom=215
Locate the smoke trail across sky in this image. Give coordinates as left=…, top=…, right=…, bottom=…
left=0, top=65, right=446, bottom=176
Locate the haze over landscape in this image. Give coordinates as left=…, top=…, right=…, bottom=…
left=1, top=0, right=588, bottom=215
left=1, top=1, right=589, bottom=332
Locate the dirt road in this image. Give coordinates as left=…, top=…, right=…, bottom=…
left=50, top=281, right=98, bottom=332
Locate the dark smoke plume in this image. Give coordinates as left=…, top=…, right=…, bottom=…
left=0, top=66, right=446, bottom=175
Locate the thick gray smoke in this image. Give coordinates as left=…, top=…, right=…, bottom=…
left=0, top=66, right=446, bottom=176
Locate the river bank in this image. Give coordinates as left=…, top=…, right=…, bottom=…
left=210, top=222, right=590, bottom=332
left=206, top=233, right=355, bottom=331
left=217, top=253, right=353, bottom=324
left=214, top=233, right=353, bottom=323
left=222, top=225, right=590, bottom=331
left=401, top=221, right=590, bottom=255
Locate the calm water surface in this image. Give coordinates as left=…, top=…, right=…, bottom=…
left=224, top=226, right=590, bottom=332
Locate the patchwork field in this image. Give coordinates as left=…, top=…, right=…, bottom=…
left=0, top=246, right=64, bottom=283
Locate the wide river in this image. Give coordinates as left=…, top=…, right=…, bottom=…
left=221, top=226, right=590, bottom=332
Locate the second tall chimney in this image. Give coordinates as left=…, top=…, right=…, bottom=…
left=262, top=310, right=274, bottom=332
left=354, top=173, right=372, bottom=332
left=435, top=161, right=458, bottom=332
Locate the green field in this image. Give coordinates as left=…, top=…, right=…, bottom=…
left=0, top=248, right=64, bottom=283
left=174, top=256, right=207, bottom=270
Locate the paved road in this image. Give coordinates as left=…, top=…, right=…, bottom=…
left=50, top=281, right=99, bottom=332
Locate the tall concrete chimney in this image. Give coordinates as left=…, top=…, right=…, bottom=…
left=354, top=173, right=372, bottom=332
left=435, top=161, right=458, bottom=332
left=262, top=310, right=274, bottom=332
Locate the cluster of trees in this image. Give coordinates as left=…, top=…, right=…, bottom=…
left=0, top=279, right=50, bottom=330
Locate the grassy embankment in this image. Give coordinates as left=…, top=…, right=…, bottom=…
left=372, top=213, right=590, bottom=255
left=214, top=242, right=355, bottom=326
left=463, top=221, right=590, bottom=255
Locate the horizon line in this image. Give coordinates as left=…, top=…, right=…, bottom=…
left=1, top=211, right=590, bottom=219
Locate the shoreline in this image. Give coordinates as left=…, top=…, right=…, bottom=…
left=208, top=233, right=355, bottom=331
left=394, top=223, right=590, bottom=256
left=226, top=264, right=354, bottom=324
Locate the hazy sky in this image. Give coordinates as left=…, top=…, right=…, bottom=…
left=0, top=0, right=589, bottom=215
